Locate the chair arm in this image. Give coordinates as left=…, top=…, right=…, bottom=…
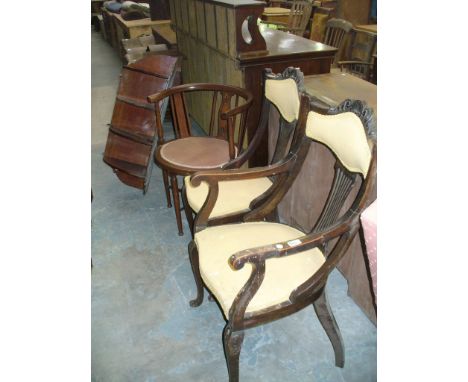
left=229, top=210, right=360, bottom=270
left=221, top=99, right=253, bottom=120
left=189, top=157, right=294, bottom=187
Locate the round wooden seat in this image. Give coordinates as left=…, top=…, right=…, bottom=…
left=156, top=137, right=236, bottom=174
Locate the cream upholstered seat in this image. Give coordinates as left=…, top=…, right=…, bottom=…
left=184, top=177, right=273, bottom=218
left=183, top=68, right=303, bottom=224
left=195, top=222, right=325, bottom=318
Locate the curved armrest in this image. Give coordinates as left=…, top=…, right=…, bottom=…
left=229, top=209, right=360, bottom=270
left=338, top=60, right=373, bottom=66
left=190, top=157, right=295, bottom=187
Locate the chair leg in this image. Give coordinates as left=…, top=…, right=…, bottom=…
left=223, top=324, right=244, bottom=382
left=181, top=184, right=194, bottom=237
left=188, top=241, right=204, bottom=307
left=170, top=175, right=184, bottom=236
left=162, top=169, right=172, bottom=208
left=313, top=289, right=345, bottom=368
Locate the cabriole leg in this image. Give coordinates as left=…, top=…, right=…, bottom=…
left=223, top=324, right=244, bottom=382
left=188, top=241, right=204, bottom=307
left=313, top=288, right=345, bottom=367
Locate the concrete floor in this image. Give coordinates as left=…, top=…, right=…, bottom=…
left=91, top=30, right=376, bottom=382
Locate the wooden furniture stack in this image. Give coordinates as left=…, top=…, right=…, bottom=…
left=103, top=55, right=179, bottom=193
left=169, top=0, right=337, bottom=166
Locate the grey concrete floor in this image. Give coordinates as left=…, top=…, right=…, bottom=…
left=91, top=30, right=376, bottom=382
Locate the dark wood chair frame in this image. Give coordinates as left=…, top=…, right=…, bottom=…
left=147, top=83, right=253, bottom=235
left=187, top=97, right=377, bottom=381
left=182, top=67, right=307, bottom=236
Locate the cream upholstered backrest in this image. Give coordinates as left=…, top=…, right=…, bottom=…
left=306, top=110, right=372, bottom=177
left=264, top=69, right=302, bottom=123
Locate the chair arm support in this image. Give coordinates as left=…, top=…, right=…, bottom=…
left=229, top=210, right=360, bottom=270
left=189, top=157, right=295, bottom=187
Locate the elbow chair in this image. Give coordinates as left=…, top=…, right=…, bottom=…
left=147, top=83, right=253, bottom=235
left=187, top=97, right=377, bottom=381
left=183, top=67, right=307, bottom=236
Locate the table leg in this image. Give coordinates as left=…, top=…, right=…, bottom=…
left=170, top=175, right=184, bottom=236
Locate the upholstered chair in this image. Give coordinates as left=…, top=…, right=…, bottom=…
left=183, top=67, right=306, bottom=235
left=187, top=97, right=377, bottom=381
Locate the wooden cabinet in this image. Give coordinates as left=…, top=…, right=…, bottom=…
left=170, top=0, right=337, bottom=166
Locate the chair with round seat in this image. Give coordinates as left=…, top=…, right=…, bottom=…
left=183, top=67, right=307, bottom=236
left=187, top=97, right=377, bottom=381
left=147, top=83, right=253, bottom=235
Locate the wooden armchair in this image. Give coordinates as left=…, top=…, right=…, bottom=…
left=267, top=0, right=314, bottom=37
left=187, top=97, right=377, bottom=381
left=147, top=84, right=253, bottom=236
left=338, top=60, right=375, bottom=82
left=322, top=18, right=353, bottom=64
left=183, top=67, right=306, bottom=235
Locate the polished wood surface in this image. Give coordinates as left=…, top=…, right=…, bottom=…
left=303, top=72, right=376, bottom=112
left=103, top=55, right=179, bottom=193
left=261, top=7, right=290, bottom=24
left=272, top=72, right=377, bottom=324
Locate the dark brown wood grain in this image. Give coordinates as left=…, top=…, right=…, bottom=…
left=103, top=55, right=179, bottom=193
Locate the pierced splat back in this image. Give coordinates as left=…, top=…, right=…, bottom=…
left=307, top=99, right=377, bottom=237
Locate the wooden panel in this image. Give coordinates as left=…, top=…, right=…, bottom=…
left=181, top=0, right=189, bottom=33
left=205, top=3, right=217, bottom=48
left=216, top=6, right=229, bottom=55
left=226, top=8, right=237, bottom=59
left=188, top=0, right=198, bottom=36
left=196, top=1, right=207, bottom=41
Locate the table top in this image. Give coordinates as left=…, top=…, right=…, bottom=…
left=152, top=24, right=177, bottom=46
left=241, top=27, right=337, bottom=63
left=355, top=24, right=377, bottom=34
left=263, top=7, right=291, bottom=15
left=113, top=14, right=171, bottom=28
left=304, top=72, right=377, bottom=115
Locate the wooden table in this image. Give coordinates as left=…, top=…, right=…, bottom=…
left=261, top=7, right=291, bottom=24
left=304, top=72, right=377, bottom=113
left=270, top=72, right=377, bottom=324
left=152, top=23, right=177, bottom=48
left=113, top=14, right=171, bottom=57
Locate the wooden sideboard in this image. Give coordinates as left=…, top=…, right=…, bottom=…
left=169, top=0, right=337, bottom=166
